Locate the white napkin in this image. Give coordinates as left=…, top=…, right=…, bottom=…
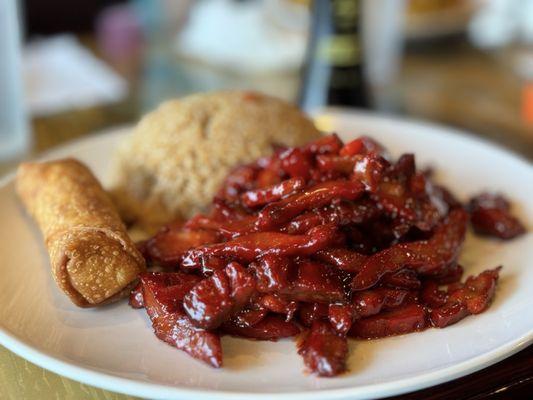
left=24, top=35, right=127, bottom=116
left=176, top=0, right=307, bottom=74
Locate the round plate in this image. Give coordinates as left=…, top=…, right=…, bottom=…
left=0, top=111, right=531, bottom=400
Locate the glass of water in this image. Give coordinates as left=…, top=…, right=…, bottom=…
left=0, top=0, right=29, bottom=160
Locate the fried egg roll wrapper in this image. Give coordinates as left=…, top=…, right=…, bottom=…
left=16, top=159, right=146, bottom=307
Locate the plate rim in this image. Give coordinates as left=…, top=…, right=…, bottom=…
left=0, top=111, right=531, bottom=400
left=0, top=323, right=530, bottom=400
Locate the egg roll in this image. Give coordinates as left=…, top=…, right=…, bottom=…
left=16, top=158, right=146, bottom=307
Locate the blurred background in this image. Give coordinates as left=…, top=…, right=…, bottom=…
left=1, top=0, right=532, bottom=170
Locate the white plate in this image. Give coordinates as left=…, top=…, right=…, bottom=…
left=0, top=111, right=532, bottom=400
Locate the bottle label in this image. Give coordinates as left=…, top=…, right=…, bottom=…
left=318, top=34, right=361, bottom=67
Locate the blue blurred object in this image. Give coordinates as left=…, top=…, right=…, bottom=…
left=0, top=0, right=30, bottom=160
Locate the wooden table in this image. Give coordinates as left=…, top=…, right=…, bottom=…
left=1, top=36, right=531, bottom=399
